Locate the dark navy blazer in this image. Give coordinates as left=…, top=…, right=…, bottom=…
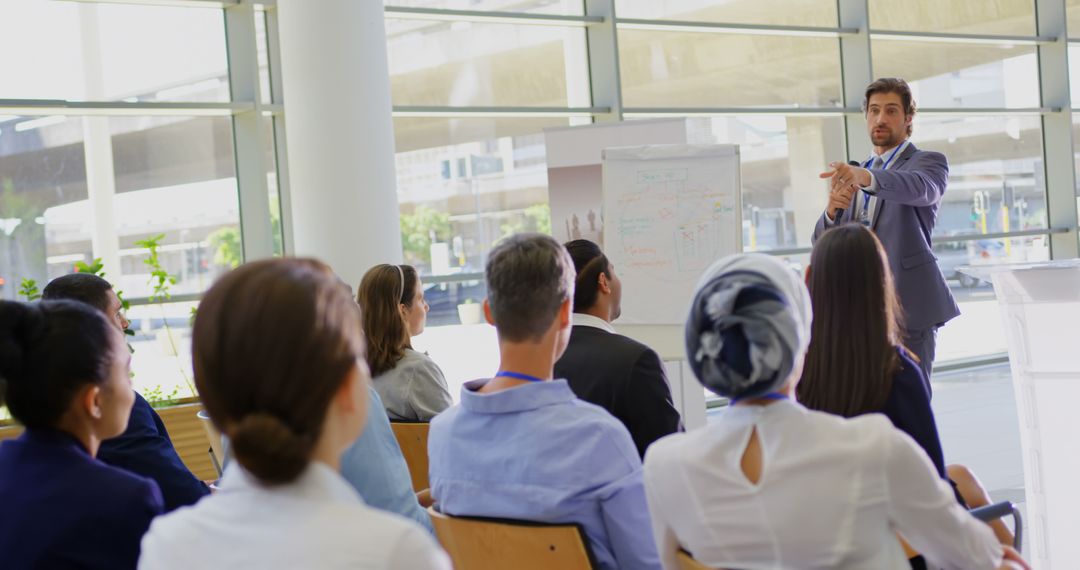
left=881, top=347, right=947, bottom=478
left=0, top=429, right=164, bottom=569
left=97, top=392, right=209, bottom=512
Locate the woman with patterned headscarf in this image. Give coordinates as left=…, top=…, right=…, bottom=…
left=641, top=253, right=1026, bottom=570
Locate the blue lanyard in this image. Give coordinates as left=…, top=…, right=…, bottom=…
left=731, top=392, right=789, bottom=404
left=495, top=371, right=546, bottom=383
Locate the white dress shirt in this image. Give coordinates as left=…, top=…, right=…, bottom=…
left=139, top=462, right=450, bottom=570
left=643, top=400, right=1002, bottom=570
left=572, top=312, right=617, bottom=333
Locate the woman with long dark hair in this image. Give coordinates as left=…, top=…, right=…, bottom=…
left=798, top=223, right=1012, bottom=547
left=357, top=264, right=451, bottom=421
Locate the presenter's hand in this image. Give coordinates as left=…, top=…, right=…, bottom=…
left=820, top=162, right=872, bottom=191
left=826, top=184, right=856, bottom=219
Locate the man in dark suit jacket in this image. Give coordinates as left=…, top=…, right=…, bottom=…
left=554, top=240, right=683, bottom=458
left=43, top=273, right=210, bottom=511
left=815, top=78, right=959, bottom=389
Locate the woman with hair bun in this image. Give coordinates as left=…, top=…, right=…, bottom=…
left=138, top=258, right=449, bottom=570
left=358, top=264, right=451, bottom=421
left=0, top=300, right=163, bottom=569
left=641, top=253, right=1027, bottom=570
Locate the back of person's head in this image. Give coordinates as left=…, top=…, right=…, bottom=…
left=685, top=253, right=812, bottom=400
left=193, top=258, right=367, bottom=486
left=486, top=233, right=574, bottom=343
left=564, top=239, right=613, bottom=314
left=357, top=264, right=418, bottom=377
left=798, top=224, right=902, bottom=417
left=42, top=273, right=113, bottom=314
left=0, top=300, right=127, bottom=432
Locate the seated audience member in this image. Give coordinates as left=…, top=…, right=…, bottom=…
left=798, top=223, right=1014, bottom=548
left=138, top=259, right=449, bottom=570
left=215, top=384, right=434, bottom=532
left=428, top=234, right=660, bottom=570
left=642, top=253, right=1028, bottom=570
left=339, top=385, right=434, bottom=532
left=42, top=273, right=209, bottom=511
left=554, top=239, right=682, bottom=457
left=0, top=300, right=163, bottom=569
left=358, top=264, right=451, bottom=421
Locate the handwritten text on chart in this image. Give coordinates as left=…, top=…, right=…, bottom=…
left=636, top=168, right=688, bottom=184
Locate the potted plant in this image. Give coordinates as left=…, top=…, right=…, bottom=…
left=457, top=298, right=483, bottom=325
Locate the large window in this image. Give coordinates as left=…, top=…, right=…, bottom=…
left=0, top=1, right=281, bottom=403
left=381, top=0, right=1078, bottom=372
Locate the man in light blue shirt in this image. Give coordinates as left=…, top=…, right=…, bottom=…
left=428, top=233, right=660, bottom=570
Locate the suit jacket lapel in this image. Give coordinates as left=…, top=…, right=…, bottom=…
left=871, top=141, right=918, bottom=230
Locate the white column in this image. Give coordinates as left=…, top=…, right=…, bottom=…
left=79, top=5, right=121, bottom=278
left=276, top=0, right=403, bottom=289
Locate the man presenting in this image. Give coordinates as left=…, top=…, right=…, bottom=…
left=814, top=77, right=958, bottom=389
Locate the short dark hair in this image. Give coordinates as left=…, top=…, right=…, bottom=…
left=863, top=77, right=916, bottom=136
left=0, top=300, right=115, bottom=429
left=486, top=233, right=574, bottom=343
left=564, top=239, right=610, bottom=313
left=42, top=273, right=114, bottom=314
left=193, top=258, right=366, bottom=486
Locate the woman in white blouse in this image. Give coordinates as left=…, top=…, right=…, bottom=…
left=138, top=259, right=449, bottom=570
left=358, top=264, right=452, bottom=421
left=642, top=253, right=1027, bottom=570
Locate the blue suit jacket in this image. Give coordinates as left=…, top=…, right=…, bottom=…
left=881, top=348, right=946, bottom=478
left=813, top=143, right=960, bottom=331
left=0, top=429, right=164, bottom=569
left=97, top=392, right=209, bottom=512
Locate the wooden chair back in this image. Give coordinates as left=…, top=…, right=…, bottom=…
left=390, top=421, right=430, bottom=491
left=428, top=507, right=597, bottom=570
left=156, top=403, right=217, bottom=481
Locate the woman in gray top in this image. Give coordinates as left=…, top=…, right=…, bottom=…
left=358, top=264, right=452, bottom=421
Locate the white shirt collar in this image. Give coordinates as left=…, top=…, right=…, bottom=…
left=220, top=461, right=364, bottom=505
left=572, top=312, right=616, bottom=334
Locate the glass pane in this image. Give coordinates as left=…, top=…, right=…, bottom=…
left=265, top=117, right=284, bottom=257
left=255, top=8, right=273, bottom=105
left=0, top=114, right=239, bottom=398
left=393, top=116, right=574, bottom=288
left=871, top=41, right=1038, bottom=108
left=635, top=116, right=845, bottom=250
left=386, top=20, right=590, bottom=107
left=618, top=31, right=843, bottom=108
left=0, top=114, right=240, bottom=301
left=0, top=1, right=228, bottom=102
left=383, top=0, right=585, bottom=16
left=909, top=115, right=1047, bottom=238
left=936, top=235, right=1048, bottom=363
left=1071, top=0, right=1080, bottom=39
left=869, top=0, right=1035, bottom=36
left=615, top=0, right=837, bottom=28
left=1071, top=45, right=1080, bottom=108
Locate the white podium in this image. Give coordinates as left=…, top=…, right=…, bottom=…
left=961, top=260, right=1080, bottom=568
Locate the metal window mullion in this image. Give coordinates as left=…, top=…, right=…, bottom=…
left=224, top=2, right=274, bottom=262
left=263, top=4, right=294, bottom=256
left=1036, top=0, right=1079, bottom=259
left=837, top=0, right=873, bottom=162
left=584, top=0, right=622, bottom=122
